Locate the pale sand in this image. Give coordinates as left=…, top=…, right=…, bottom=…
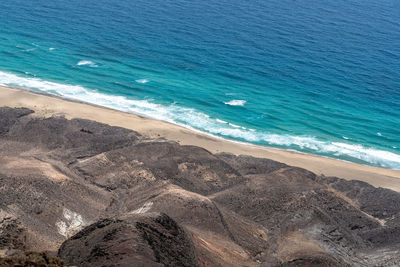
left=2, top=85, right=400, bottom=192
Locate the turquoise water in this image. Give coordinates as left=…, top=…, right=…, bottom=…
left=0, top=0, right=399, bottom=169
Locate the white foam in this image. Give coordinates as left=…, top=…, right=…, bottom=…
left=135, top=79, right=149, bottom=84
left=342, top=136, right=349, bottom=140
left=49, top=47, right=55, bottom=51
left=260, top=134, right=400, bottom=169
left=224, top=99, right=246, bottom=106
left=1, top=71, right=399, bottom=170
left=377, top=132, right=382, bottom=136
left=77, top=60, right=97, bottom=67
left=216, top=119, right=228, bottom=124
left=229, top=123, right=241, bottom=128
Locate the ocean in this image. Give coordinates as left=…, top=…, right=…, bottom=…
left=0, top=0, right=399, bottom=169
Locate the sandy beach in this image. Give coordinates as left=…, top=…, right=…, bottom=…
left=1, top=85, right=400, bottom=192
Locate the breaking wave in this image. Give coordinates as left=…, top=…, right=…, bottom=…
left=77, top=60, right=97, bottom=67
left=224, top=99, right=246, bottom=106
left=1, top=71, right=399, bottom=170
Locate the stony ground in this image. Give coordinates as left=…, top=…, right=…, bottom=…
left=0, top=107, right=400, bottom=266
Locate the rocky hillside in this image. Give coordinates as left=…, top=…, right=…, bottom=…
left=0, top=107, right=399, bottom=266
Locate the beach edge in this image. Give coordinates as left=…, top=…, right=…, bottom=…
left=1, top=85, right=400, bottom=191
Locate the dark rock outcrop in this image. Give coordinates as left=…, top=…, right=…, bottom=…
left=0, top=107, right=34, bottom=135
left=0, top=251, right=64, bottom=267
left=58, top=213, right=198, bottom=267
left=0, top=217, right=26, bottom=252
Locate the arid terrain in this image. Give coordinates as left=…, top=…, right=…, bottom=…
left=1, top=106, right=400, bottom=266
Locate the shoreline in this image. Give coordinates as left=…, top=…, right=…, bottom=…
left=2, top=85, right=400, bottom=192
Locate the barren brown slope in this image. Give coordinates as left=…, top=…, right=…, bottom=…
left=1, top=107, right=400, bottom=266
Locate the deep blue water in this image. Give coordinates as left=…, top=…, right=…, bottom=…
left=0, top=0, right=399, bottom=169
